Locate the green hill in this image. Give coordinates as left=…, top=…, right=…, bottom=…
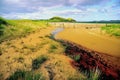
left=49, top=16, right=76, bottom=22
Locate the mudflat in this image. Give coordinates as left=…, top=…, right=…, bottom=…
left=56, top=26, right=120, bottom=58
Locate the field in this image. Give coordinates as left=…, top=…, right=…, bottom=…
left=0, top=19, right=120, bottom=80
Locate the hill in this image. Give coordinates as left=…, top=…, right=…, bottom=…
left=49, top=16, right=76, bottom=22
left=78, top=20, right=120, bottom=23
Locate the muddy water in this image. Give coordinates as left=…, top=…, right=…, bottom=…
left=56, top=28, right=120, bottom=58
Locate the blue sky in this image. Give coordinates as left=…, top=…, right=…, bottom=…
left=0, top=0, right=120, bottom=21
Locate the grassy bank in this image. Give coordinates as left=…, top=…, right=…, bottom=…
left=0, top=19, right=48, bottom=42
left=101, top=24, right=120, bottom=37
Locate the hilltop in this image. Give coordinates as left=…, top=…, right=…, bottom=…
left=49, top=16, right=76, bottom=22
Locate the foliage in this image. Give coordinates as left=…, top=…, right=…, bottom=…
left=7, top=70, right=45, bottom=80
left=32, top=55, right=48, bottom=70
left=101, top=24, right=120, bottom=37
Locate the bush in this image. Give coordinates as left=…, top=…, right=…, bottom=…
left=32, top=55, right=48, bottom=70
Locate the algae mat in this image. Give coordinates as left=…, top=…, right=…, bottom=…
left=56, top=28, right=120, bottom=57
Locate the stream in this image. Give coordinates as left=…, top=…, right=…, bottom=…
left=51, top=28, right=120, bottom=80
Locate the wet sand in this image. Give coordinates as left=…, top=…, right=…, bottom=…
left=56, top=27, right=120, bottom=58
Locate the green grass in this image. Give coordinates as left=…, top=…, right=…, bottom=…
left=88, top=68, right=101, bottom=80
left=0, top=19, right=48, bottom=43
left=101, top=24, right=120, bottom=37
left=32, top=55, right=48, bottom=70
left=0, top=17, right=8, bottom=36
left=73, top=55, right=80, bottom=62
left=48, top=43, right=58, bottom=53
left=7, top=70, right=45, bottom=80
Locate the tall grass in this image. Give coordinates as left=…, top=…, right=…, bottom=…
left=0, top=17, right=8, bottom=36
left=32, top=55, right=48, bottom=70
left=0, top=19, right=48, bottom=42
left=7, top=70, right=45, bottom=80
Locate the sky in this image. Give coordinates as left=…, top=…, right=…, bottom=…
left=0, top=0, right=120, bottom=21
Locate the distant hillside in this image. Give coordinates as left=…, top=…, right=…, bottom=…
left=78, top=20, right=120, bottom=23
left=49, top=16, right=76, bottom=22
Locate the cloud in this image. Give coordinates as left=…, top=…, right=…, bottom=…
left=0, top=0, right=119, bottom=21
left=0, top=0, right=109, bottom=14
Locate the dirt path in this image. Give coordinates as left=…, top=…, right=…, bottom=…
left=56, top=28, right=120, bottom=57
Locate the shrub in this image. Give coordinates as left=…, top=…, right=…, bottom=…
left=32, top=55, right=48, bottom=70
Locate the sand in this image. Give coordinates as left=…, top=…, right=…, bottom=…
left=56, top=24, right=120, bottom=58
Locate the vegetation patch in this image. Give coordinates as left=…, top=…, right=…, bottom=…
left=101, top=24, right=120, bottom=37
left=7, top=70, right=45, bottom=80
left=32, top=55, right=48, bottom=70
left=73, top=55, right=80, bottom=62
left=49, top=16, right=76, bottom=22
left=0, top=17, right=8, bottom=36
left=0, top=18, right=48, bottom=43
left=48, top=43, right=58, bottom=53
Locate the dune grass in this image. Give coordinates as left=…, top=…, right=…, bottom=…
left=0, top=19, right=48, bottom=42
left=101, top=24, right=120, bottom=37
left=7, top=70, right=45, bottom=80
left=32, top=55, right=48, bottom=70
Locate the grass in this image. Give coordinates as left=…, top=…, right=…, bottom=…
left=0, top=18, right=103, bottom=80
left=73, top=55, right=80, bottom=62
left=48, top=44, right=58, bottom=53
left=0, top=17, right=8, bottom=36
left=101, top=24, right=120, bottom=37
left=88, top=68, right=101, bottom=80
left=32, top=55, right=48, bottom=70
left=17, top=56, right=24, bottom=63
left=0, top=19, right=48, bottom=43
left=7, top=70, right=45, bottom=80
left=0, top=48, right=2, bottom=55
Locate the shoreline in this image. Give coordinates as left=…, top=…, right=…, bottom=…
left=52, top=28, right=120, bottom=80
